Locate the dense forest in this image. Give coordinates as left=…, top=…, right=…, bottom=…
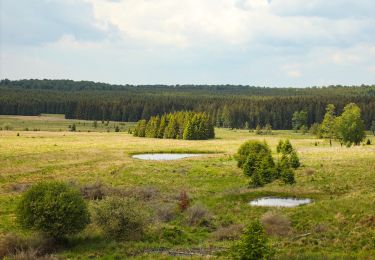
left=0, top=79, right=374, bottom=129
left=133, top=111, right=215, bottom=140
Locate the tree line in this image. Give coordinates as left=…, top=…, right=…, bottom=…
left=1, top=79, right=374, bottom=130
left=133, top=111, right=215, bottom=140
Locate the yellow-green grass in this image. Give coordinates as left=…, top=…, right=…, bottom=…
left=0, top=114, right=135, bottom=132
left=0, top=116, right=374, bottom=259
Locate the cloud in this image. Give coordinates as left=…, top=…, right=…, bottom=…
left=0, top=0, right=374, bottom=86
left=0, top=0, right=110, bottom=46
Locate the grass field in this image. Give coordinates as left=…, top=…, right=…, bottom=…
left=0, top=115, right=374, bottom=259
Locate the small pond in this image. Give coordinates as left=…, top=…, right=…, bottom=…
left=249, top=197, right=312, bottom=207
left=132, top=153, right=203, bottom=161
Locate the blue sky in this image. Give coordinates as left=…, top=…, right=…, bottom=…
left=1, top=0, right=374, bottom=86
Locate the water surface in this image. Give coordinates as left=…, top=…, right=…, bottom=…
left=132, top=153, right=203, bottom=161
left=249, top=197, right=312, bottom=207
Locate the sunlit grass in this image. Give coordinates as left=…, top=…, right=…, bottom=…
left=0, top=115, right=374, bottom=258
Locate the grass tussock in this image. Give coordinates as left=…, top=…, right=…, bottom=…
left=261, top=211, right=292, bottom=237
left=156, top=204, right=178, bottom=223
left=186, top=204, right=212, bottom=227
left=0, top=233, right=57, bottom=259
left=211, top=224, right=244, bottom=241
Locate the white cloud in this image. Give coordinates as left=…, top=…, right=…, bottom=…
left=84, top=0, right=374, bottom=49
left=1, top=0, right=374, bottom=85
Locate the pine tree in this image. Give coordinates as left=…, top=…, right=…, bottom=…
left=158, top=115, right=168, bottom=138
left=183, top=120, right=194, bottom=140
left=289, top=150, right=300, bottom=169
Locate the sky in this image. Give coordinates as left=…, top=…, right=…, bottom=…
left=0, top=0, right=374, bottom=87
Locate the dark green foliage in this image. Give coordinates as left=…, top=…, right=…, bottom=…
left=249, top=170, right=264, bottom=188
left=275, top=140, right=297, bottom=184
left=70, top=123, right=76, bottom=132
left=289, top=150, right=300, bottom=169
left=237, top=141, right=276, bottom=187
left=92, top=197, right=146, bottom=241
left=16, top=182, right=90, bottom=239
left=292, top=110, right=308, bottom=132
left=280, top=167, right=296, bottom=185
left=236, top=140, right=298, bottom=187
left=115, top=125, right=120, bottom=132
left=1, top=79, right=374, bottom=130
left=134, top=111, right=215, bottom=140
left=366, top=139, right=371, bottom=145
left=231, top=220, right=274, bottom=260
left=371, top=121, right=375, bottom=136
left=276, top=140, right=300, bottom=169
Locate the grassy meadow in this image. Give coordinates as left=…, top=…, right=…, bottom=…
left=0, top=115, right=374, bottom=259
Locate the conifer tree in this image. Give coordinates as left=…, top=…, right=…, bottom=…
left=158, top=115, right=168, bottom=138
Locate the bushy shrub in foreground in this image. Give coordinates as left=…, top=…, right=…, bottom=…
left=231, top=220, right=274, bottom=260
left=92, top=197, right=147, bottom=240
left=16, top=182, right=90, bottom=239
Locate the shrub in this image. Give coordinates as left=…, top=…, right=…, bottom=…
left=241, top=143, right=276, bottom=187
left=276, top=139, right=293, bottom=154
left=92, top=197, right=147, bottom=240
left=211, top=224, right=244, bottom=241
left=231, top=220, right=274, bottom=260
left=16, top=182, right=90, bottom=239
left=186, top=204, right=212, bottom=226
left=156, top=204, right=178, bottom=223
left=261, top=211, right=291, bottom=236
left=0, top=233, right=56, bottom=259
left=366, top=139, right=371, bottom=145
left=280, top=167, right=295, bottom=185
left=80, top=181, right=106, bottom=200
left=289, top=150, right=300, bottom=169
left=134, top=186, right=159, bottom=201
left=236, top=140, right=271, bottom=168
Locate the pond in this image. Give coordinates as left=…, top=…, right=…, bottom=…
left=132, top=153, right=203, bottom=161
left=249, top=197, right=312, bottom=207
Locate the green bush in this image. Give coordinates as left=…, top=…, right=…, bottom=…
left=280, top=166, right=296, bottom=185
left=236, top=140, right=271, bottom=168
left=239, top=142, right=276, bottom=187
left=276, top=139, right=293, bottom=154
left=289, top=150, right=300, bottom=169
left=16, top=182, right=90, bottom=239
left=231, top=220, right=274, bottom=260
left=92, top=197, right=147, bottom=240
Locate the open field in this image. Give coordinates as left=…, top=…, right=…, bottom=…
left=0, top=115, right=374, bottom=259
left=0, top=114, right=135, bottom=133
